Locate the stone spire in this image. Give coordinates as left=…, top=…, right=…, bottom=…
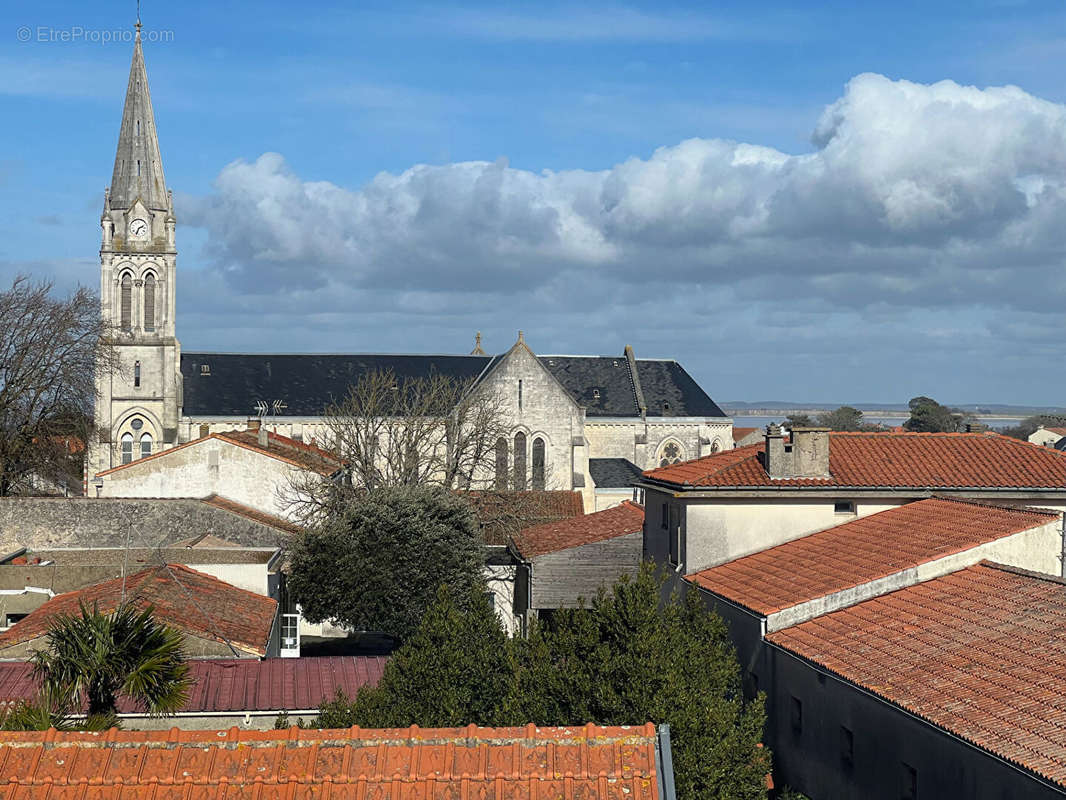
left=108, top=23, right=168, bottom=211
left=471, top=332, right=486, bottom=355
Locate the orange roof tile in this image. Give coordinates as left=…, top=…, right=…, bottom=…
left=689, top=498, right=1060, bottom=615
left=512, top=500, right=645, bottom=559
left=199, top=493, right=303, bottom=534
left=0, top=723, right=663, bottom=798
left=0, top=564, right=277, bottom=656
left=461, top=490, right=586, bottom=545
left=1045, top=427, right=1066, bottom=436
left=731, top=426, right=759, bottom=440
left=768, top=563, right=1066, bottom=787
left=643, top=431, right=1066, bottom=489
left=96, top=429, right=342, bottom=478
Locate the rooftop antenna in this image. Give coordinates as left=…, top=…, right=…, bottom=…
left=136, top=0, right=142, bottom=32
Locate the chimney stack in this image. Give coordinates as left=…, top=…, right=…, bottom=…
left=764, top=426, right=831, bottom=479
left=966, top=422, right=988, bottom=434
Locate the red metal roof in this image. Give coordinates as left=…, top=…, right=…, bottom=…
left=0, top=564, right=277, bottom=656
left=768, top=563, right=1066, bottom=787
left=0, top=656, right=386, bottom=714
left=511, top=500, right=645, bottom=559
left=689, top=497, right=1060, bottom=615
left=643, top=431, right=1066, bottom=489
left=0, top=723, right=662, bottom=798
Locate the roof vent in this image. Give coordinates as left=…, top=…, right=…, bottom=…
left=592, top=389, right=601, bottom=399
left=200, top=364, right=210, bottom=376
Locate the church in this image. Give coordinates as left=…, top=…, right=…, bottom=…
left=90, top=27, right=734, bottom=512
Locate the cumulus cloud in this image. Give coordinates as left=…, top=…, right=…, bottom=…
left=177, top=74, right=1066, bottom=401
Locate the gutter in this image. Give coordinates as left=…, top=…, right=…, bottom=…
left=655, top=723, right=677, bottom=800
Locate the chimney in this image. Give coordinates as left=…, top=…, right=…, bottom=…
left=966, top=422, right=988, bottom=433
left=764, top=425, right=831, bottom=479
left=247, top=418, right=261, bottom=432
left=258, top=426, right=269, bottom=448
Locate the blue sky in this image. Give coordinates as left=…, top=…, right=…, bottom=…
left=3, top=1, right=1066, bottom=406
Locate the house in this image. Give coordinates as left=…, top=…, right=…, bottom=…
left=0, top=564, right=279, bottom=659
left=588, top=457, right=644, bottom=510
left=0, top=656, right=386, bottom=729
left=730, top=426, right=762, bottom=447
left=766, top=563, right=1066, bottom=799
left=0, top=722, right=676, bottom=798
left=511, top=500, right=644, bottom=628
left=686, top=497, right=1062, bottom=678
left=641, top=427, right=1066, bottom=576
left=1030, top=424, right=1066, bottom=446
left=91, top=425, right=342, bottom=521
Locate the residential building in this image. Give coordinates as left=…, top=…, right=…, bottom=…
left=1030, top=425, right=1066, bottom=447
left=0, top=656, right=386, bottom=729
left=588, top=457, right=644, bottom=510
left=730, top=426, right=762, bottom=447
left=0, top=723, right=676, bottom=799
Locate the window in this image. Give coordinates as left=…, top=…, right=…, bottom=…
left=513, top=432, right=527, bottom=490
left=840, top=726, right=854, bottom=769
left=120, top=274, right=132, bottom=330
left=658, top=440, right=684, bottom=467
left=661, top=502, right=668, bottom=530
left=518, top=380, right=523, bottom=410
left=668, top=505, right=681, bottom=566
left=120, top=433, right=133, bottom=464
left=133, top=360, right=141, bottom=388
left=901, top=763, right=918, bottom=800
left=136, top=159, right=141, bottom=176
left=143, top=273, right=155, bottom=331
left=139, top=433, right=152, bottom=460
left=834, top=500, right=856, bottom=514
left=136, top=120, right=140, bottom=136
left=790, top=696, right=803, bottom=735
left=494, top=437, right=508, bottom=490
left=532, top=437, right=546, bottom=490
left=200, top=364, right=210, bottom=375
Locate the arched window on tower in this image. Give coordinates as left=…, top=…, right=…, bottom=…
left=140, top=433, right=153, bottom=460
left=143, top=273, right=156, bottom=331
left=120, top=433, right=133, bottom=465
left=532, top=437, right=546, bottom=490
left=494, top=437, right=508, bottom=490
left=120, top=274, right=132, bottom=330
left=514, top=432, right=527, bottom=490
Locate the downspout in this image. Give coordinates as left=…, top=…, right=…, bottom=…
left=1060, top=513, right=1065, bottom=580
left=655, top=723, right=677, bottom=800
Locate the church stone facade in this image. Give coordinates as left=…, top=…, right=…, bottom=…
left=89, top=31, right=733, bottom=511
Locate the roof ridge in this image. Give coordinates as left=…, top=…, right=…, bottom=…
left=978, top=560, right=1066, bottom=586
left=928, top=494, right=1061, bottom=517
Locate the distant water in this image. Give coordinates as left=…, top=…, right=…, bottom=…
left=730, top=415, right=1024, bottom=432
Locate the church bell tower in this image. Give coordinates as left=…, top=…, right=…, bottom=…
left=91, top=21, right=181, bottom=477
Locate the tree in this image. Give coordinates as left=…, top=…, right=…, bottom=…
left=0, top=277, right=114, bottom=496
left=286, top=485, right=485, bottom=641
left=784, top=413, right=816, bottom=429
left=1001, top=415, right=1066, bottom=441
left=286, top=368, right=510, bottom=522
left=816, top=406, right=864, bottom=431
left=320, top=583, right=515, bottom=728
left=904, top=396, right=967, bottom=433
left=30, top=602, right=190, bottom=726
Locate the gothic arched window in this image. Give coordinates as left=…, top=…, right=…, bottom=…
left=494, top=437, right=508, bottom=490
left=120, top=433, right=133, bottom=465
left=513, top=432, right=527, bottom=490
left=143, top=273, right=156, bottom=331
left=532, top=437, right=546, bottom=491
left=120, top=274, right=132, bottom=330
left=140, top=433, right=153, bottom=460
left=658, top=440, right=685, bottom=467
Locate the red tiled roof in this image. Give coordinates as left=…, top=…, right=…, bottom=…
left=96, top=429, right=342, bottom=478
left=461, top=490, right=586, bottom=545
left=643, top=431, right=1066, bottom=489
left=731, top=426, right=759, bottom=440
left=769, top=563, right=1066, bottom=787
left=0, top=564, right=277, bottom=656
left=0, top=656, right=386, bottom=714
left=512, top=500, right=644, bottom=559
left=689, top=498, right=1060, bottom=615
left=1044, top=427, right=1066, bottom=436
left=0, top=723, right=662, bottom=798
left=200, top=493, right=303, bottom=534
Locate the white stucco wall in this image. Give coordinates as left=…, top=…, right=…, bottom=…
left=1029, top=428, right=1064, bottom=447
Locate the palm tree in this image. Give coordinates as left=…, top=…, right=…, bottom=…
left=30, top=602, right=190, bottom=726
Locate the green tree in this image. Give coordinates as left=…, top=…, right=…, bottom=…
left=784, top=413, right=816, bottom=429
left=1001, top=415, right=1066, bottom=441
left=31, top=602, right=190, bottom=726
left=817, top=406, right=864, bottom=431
left=287, top=486, right=485, bottom=641
left=904, top=396, right=967, bottom=433
left=325, top=583, right=515, bottom=728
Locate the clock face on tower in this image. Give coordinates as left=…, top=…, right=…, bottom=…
left=129, top=218, right=149, bottom=239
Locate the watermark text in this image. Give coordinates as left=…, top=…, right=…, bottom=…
left=16, top=26, right=174, bottom=44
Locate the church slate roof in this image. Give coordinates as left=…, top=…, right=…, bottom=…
left=589, top=458, right=644, bottom=488
left=181, top=351, right=725, bottom=420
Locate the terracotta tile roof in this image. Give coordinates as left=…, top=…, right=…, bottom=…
left=643, top=431, right=1066, bottom=489
left=0, top=656, right=386, bottom=714
left=199, top=493, right=303, bottom=534
left=731, top=426, right=759, bottom=441
left=0, top=723, right=663, bottom=798
left=1044, top=427, right=1066, bottom=436
left=768, top=563, right=1066, bottom=788
left=96, top=429, right=342, bottom=478
left=689, top=497, right=1060, bottom=615
left=512, top=500, right=645, bottom=559
left=461, top=490, right=586, bottom=545
left=0, top=564, right=277, bottom=656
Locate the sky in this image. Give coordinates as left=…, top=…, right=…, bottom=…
left=3, top=1, right=1066, bottom=406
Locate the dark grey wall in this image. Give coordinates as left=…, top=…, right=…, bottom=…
left=530, top=532, right=643, bottom=609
